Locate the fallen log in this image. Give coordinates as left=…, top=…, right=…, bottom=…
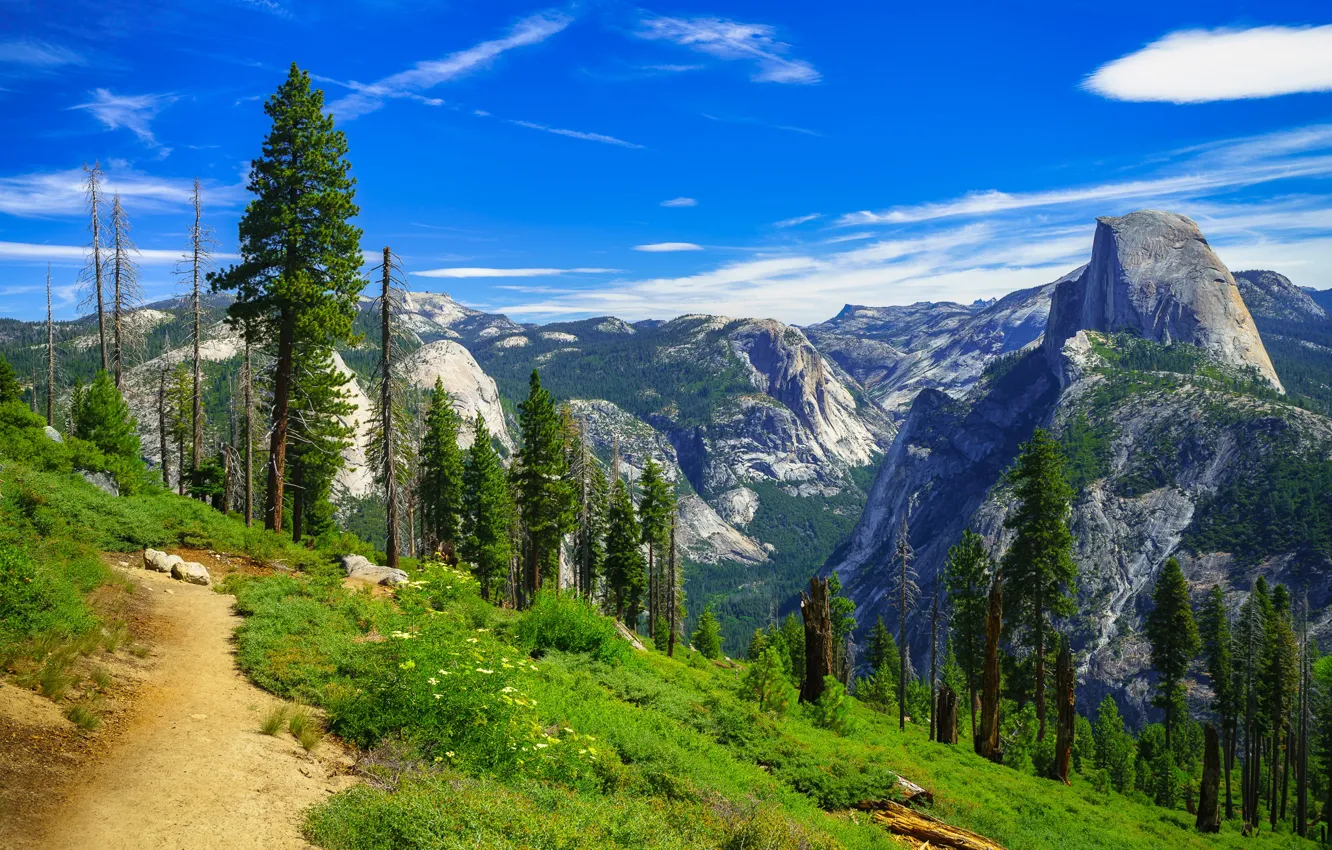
left=857, top=775, right=935, bottom=810
left=614, top=621, right=647, bottom=651
left=863, top=800, right=1005, bottom=850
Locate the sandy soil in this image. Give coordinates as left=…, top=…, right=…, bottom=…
left=10, top=561, right=357, bottom=850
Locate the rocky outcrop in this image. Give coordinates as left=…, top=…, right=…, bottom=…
left=1232, top=269, right=1326, bottom=321
left=343, top=554, right=409, bottom=586
left=400, top=340, right=513, bottom=450
left=1044, top=211, right=1282, bottom=391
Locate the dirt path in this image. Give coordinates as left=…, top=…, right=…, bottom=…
left=27, top=564, right=357, bottom=850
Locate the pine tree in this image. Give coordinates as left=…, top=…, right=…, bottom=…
left=828, top=572, right=857, bottom=682
left=166, top=363, right=193, bottom=495
left=212, top=63, right=364, bottom=534
left=604, top=475, right=645, bottom=621
left=741, top=646, right=796, bottom=715
left=286, top=345, right=354, bottom=541
left=945, top=529, right=992, bottom=739
left=461, top=414, right=512, bottom=600
left=418, top=379, right=465, bottom=559
left=637, top=455, right=673, bottom=638
left=76, top=370, right=141, bottom=460
left=178, top=178, right=216, bottom=480
left=1199, top=584, right=1237, bottom=820
left=0, top=356, right=20, bottom=405
left=1146, top=557, right=1201, bottom=751
left=1237, top=578, right=1269, bottom=828
left=780, top=612, right=806, bottom=691
left=1265, top=583, right=1298, bottom=827
left=514, top=370, right=576, bottom=604
left=1001, top=427, right=1077, bottom=740
left=367, top=248, right=412, bottom=566
left=1093, top=695, right=1136, bottom=792
left=693, top=606, right=723, bottom=659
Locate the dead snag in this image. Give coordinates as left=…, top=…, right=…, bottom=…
left=863, top=800, right=1005, bottom=850
left=976, top=574, right=1003, bottom=763
left=1197, top=723, right=1221, bottom=833
left=1051, top=634, right=1074, bottom=783
left=800, top=577, right=834, bottom=703
left=936, top=684, right=959, bottom=744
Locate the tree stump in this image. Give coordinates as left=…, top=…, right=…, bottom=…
left=1197, top=723, right=1221, bottom=833
left=800, top=577, right=834, bottom=704
left=1051, top=635, right=1074, bottom=783
left=936, top=685, right=959, bottom=744
left=976, top=575, right=1003, bottom=763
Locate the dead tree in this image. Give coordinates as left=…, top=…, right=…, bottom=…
left=668, top=516, right=677, bottom=657
left=1197, top=723, right=1221, bottom=833
left=800, top=576, right=834, bottom=704
left=370, top=247, right=409, bottom=569
left=890, top=514, right=919, bottom=731
left=1051, top=635, right=1075, bottom=784
left=935, top=685, right=958, bottom=744
left=179, top=178, right=217, bottom=479
left=976, top=574, right=1003, bottom=763
left=45, top=265, right=55, bottom=427
left=82, top=162, right=108, bottom=372
left=157, top=331, right=172, bottom=488
left=108, top=194, right=142, bottom=389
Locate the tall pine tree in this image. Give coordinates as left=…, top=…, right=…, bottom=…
left=418, top=379, right=465, bottom=559
left=1145, top=556, right=1200, bottom=751
left=637, top=455, right=673, bottom=637
left=514, top=370, right=575, bottom=603
left=945, top=529, right=992, bottom=739
left=212, top=63, right=364, bottom=534
left=461, top=414, right=512, bottom=601
left=1199, top=584, right=1237, bottom=820
left=605, top=476, right=645, bottom=622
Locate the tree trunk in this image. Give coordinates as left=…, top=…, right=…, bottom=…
left=158, top=366, right=170, bottom=488
left=668, top=518, right=677, bottom=658
left=976, top=575, right=1003, bottom=763
left=1034, top=600, right=1046, bottom=741
left=800, top=577, right=833, bottom=704
left=647, top=538, right=655, bottom=640
left=243, top=336, right=253, bottom=528
left=264, top=314, right=294, bottom=533
left=380, top=249, right=399, bottom=571
left=1197, top=723, right=1221, bottom=833
left=935, top=685, right=958, bottom=744
left=1223, top=723, right=1234, bottom=822
left=1051, top=636, right=1074, bottom=784
left=930, top=581, right=939, bottom=742
left=190, top=188, right=204, bottom=481
left=860, top=801, right=1003, bottom=850
left=46, top=268, right=55, bottom=428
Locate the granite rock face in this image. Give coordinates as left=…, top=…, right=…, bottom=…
left=1044, top=211, right=1282, bottom=391
left=1232, top=269, right=1326, bottom=321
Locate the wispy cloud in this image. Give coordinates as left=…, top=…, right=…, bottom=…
left=636, top=15, right=819, bottom=84
left=634, top=242, right=703, bottom=252
left=0, top=165, right=245, bottom=218
left=328, top=10, right=571, bottom=119
left=0, top=240, right=237, bottom=264
left=661, top=197, right=697, bottom=207
left=507, top=119, right=643, bottom=149
left=0, top=39, right=85, bottom=68
left=71, top=89, right=178, bottom=148
left=236, top=0, right=291, bottom=17
left=775, top=212, right=820, bottom=228
left=413, top=267, right=619, bottom=278
left=1084, top=26, right=1332, bottom=103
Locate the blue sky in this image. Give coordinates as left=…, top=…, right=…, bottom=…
left=2, top=0, right=1331, bottom=324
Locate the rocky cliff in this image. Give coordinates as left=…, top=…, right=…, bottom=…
left=830, top=210, right=1330, bottom=724
left=1232, top=269, right=1326, bottom=321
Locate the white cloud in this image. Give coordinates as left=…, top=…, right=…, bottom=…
left=634, top=242, right=703, bottom=252
left=0, top=240, right=237, bottom=264
left=1084, top=26, right=1332, bottom=103
left=661, top=197, right=697, bottom=207
left=0, top=39, right=85, bottom=68
left=413, top=267, right=618, bottom=278
left=0, top=165, right=246, bottom=218
left=636, top=15, right=819, bottom=84
left=71, top=89, right=178, bottom=148
left=775, top=212, right=820, bottom=227
left=328, top=10, right=571, bottom=119
left=507, top=120, right=643, bottom=149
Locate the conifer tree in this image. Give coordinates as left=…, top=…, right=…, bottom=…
left=605, top=476, right=645, bottom=622
left=1001, top=427, right=1077, bottom=740
left=945, top=529, right=992, bottom=738
left=212, top=64, right=364, bottom=534
left=890, top=514, right=918, bottom=731
left=108, top=194, right=142, bottom=389
left=367, top=248, right=411, bottom=566
left=461, top=414, right=512, bottom=600
left=166, top=363, right=193, bottom=495
left=1146, top=557, right=1201, bottom=751
left=76, top=370, right=141, bottom=460
left=742, top=647, right=795, bottom=714
left=0, top=356, right=20, bottom=405
left=638, top=455, right=673, bottom=637
left=1094, top=695, right=1136, bottom=792
left=514, top=370, right=576, bottom=603
left=1199, top=584, right=1237, bottom=819
left=286, top=346, right=353, bottom=541
left=1237, top=578, right=1269, bottom=828
left=780, top=612, right=806, bottom=691
left=418, top=379, right=465, bottom=559
left=178, top=178, right=216, bottom=478
left=1266, top=583, right=1298, bottom=827
left=572, top=423, right=608, bottom=598
left=693, top=606, right=723, bottom=659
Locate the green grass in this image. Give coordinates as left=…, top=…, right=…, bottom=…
left=260, top=704, right=290, bottom=736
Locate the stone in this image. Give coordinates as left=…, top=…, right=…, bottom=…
left=143, top=549, right=180, bottom=573
left=43, top=425, right=63, bottom=443
left=172, top=560, right=211, bottom=586
left=342, top=554, right=409, bottom=586
left=80, top=470, right=120, bottom=497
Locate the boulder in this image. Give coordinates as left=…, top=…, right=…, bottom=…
left=342, top=554, right=409, bottom=586
left=43, top=425, right=63, bottom=443
left=143, top=549, right=182, bottom=573
left=171, top=560, right=211, bottom=586
left=80, top=470, right=120, bottom=497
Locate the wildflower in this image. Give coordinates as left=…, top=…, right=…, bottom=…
left=445, top=751, right=455, bottom=758
left=501, top=686, right=517, bottom=693
left=428, top=677, right=438, bottom=685
left=476, top=668, right=494, bottom=674
left=466, top=638, right=479, bottom=644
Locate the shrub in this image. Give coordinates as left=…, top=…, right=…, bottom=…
left=739, top=647, right=796, bottom=716
left=691, top=606, right=722, bottom=659
left=0, top=542, right=92, bottom=642
left=809, top=676, right=853, bottom=736
left=516, top=590, right=628, bottom=663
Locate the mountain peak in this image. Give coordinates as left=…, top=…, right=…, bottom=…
left=1044, top=210, right=1283, bottom=391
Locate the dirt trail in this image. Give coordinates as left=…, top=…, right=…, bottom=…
left=28, top=564, right=357, bottom=850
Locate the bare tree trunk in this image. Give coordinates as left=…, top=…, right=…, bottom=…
left=648, top=537, right=656, bottom=640
left=976, top=575, right=1003, bottom=763
left=800, top=577, right=833, bottom=704
left=1034, top=600, right=1047, bottom=741
left=158, top=360, right=170, bottom=489
left=190, top=181, right=205, bottom=481
left=1223, top=722, right=1234, bottom=822
left=380, top=248, right=399, bottom=570
left=935, top=685, right=958, bottom=744
left=1051, top=635, right=1074, bottom=784
left=668, top=517, right=677, bottom=658
left=85, top=163, right=108, bottom=373
left=46, top=266, right=55, bottom=427
left=1198, top=724, right=1221, bottom=833
left=243, top=335, right=254, bottom=528
left=264, top=313, right=294, bottom=533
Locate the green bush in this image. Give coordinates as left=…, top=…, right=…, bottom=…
left=516, top=589, right=629, bottom=663
left=809, top=676, right=854, bottom=736
left=0, top=541, right=94, bottom=642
